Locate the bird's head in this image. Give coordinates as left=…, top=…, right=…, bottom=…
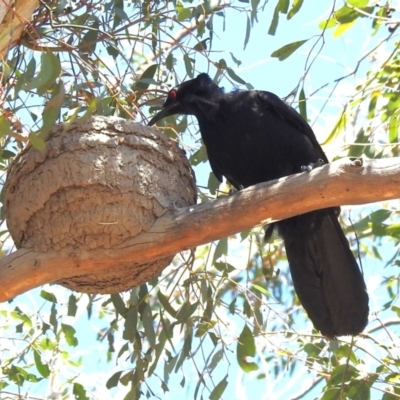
left=148, top=73, right=219, bottom=126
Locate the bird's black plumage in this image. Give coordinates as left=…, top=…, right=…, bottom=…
left=148, top=73, right=369, bottom=337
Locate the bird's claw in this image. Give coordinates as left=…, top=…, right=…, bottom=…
left=301, top=158, right=325, bottom=173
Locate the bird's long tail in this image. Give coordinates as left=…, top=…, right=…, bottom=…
left=278, top=210, right=369, bottom=338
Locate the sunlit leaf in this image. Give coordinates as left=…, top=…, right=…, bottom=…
left=348, top=0, right=369, bottom=7
left=288, top=0, right=304, bottom=19
left=33, top=351, right=50, bottom=378
left=61, top=324, right=78, bottom=347
left=73, top=383, right=89, bottom=400
left=40, top=290, right=57, bottom=303
left=333, top=20, right=356, bottom=37
left=271, top=40, right=308, bottom=61
left=236, top=324, right=258, bottom=372
left=209, top=375, right=228, bottom=400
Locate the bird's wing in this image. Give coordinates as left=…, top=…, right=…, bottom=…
left=256, top=91, right=329, bottom=163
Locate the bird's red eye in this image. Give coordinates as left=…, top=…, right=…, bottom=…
left=169, top=89, right=177, bottom=100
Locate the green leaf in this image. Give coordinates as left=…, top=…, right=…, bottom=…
left=73, top=383, right=89, bottom=400
left=299, top=88, right=307, bottom=120
left=157, top=291, right=177, bottom=318
left=33, top=350, right=50, bottom=378
left=175, top=301, right=199, bottom=322
left=23, top=52, right=61, bottom=93
left=40, top=290, right=57, bottom=303
left=271, top=40, right=308, bottom=61
left=106, top=371, right=123, bottom=389
left=322, top=109, right=347, bottom=145
left=61, top=323, right=78, bottom=347
left=244, top=15, right=251, bottom=49
left=321, top=388, right=340, bottom=400
left=37, top=81, right=65, bottom=141
left=141, top=304, right=156, bottom=347
left=193, top=39, right=210, bottom=52
left=250, top=0, right=259, bottom=24
left=184, top=54, right=194, bottom=78
left=389, top=116, right=399, bottom=143
left=166, top=53, right=175, bottom=71
left=68, top=294, right=78, bottom=317
left=213, top=238, right=228, bottom=263
left=319, top=18, right=337, bottom=30
left=0, top=115, right=16, bottom=139
left=288, top=0, right=304, bottom=19
left=209, top=349, right=224, bottom=373
left=209, top=375, right=228, bottom=400
left=226, top=68, right=246, bottom=84
left=133, top=64, right=158, bottom=90
left=49, top=303, right=58, bottom=332
left=176, top=2, right=192, bottom=21
left=251, top=284, right=271, bottom=297
left=333, top=20, right=356, bottom=37
left=111, top=293, right=128, bottom=316
left=347, top=0, right=369, bottom=7
left=29, top=133, right=46, bottom=150
left=208, top=171, right=220, bottom=195
left=268, top=0, right=289, bottom=35
left=123, top=308, right=138, bottom=342
left=229, top=297, right=237, bottom=314
left=79, top=20, right=100, bottom=54
left=237, top=324, right=258, bottom=372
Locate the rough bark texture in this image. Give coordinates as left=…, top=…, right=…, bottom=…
left=4, top=116, right=196, bottom=293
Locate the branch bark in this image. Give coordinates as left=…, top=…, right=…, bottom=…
left=1, top=157, right=399, bottom=302
left=0, top=0, right=38, bottom=59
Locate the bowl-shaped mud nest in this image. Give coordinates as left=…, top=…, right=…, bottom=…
left=4, top=116, right=197, bottom=293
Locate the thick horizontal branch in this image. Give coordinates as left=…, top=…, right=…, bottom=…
left=1, top=157, right=400, bottom=302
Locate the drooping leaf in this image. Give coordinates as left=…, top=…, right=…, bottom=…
left=79, top=20, right=100, bottom=54
left=68, top=294, right=78, bottom=317
left=236, top=324, right=258, bottom=372
left=209, top=375, right=228, bottom=400
left=184, top=54, right=194, bottom=78
left=333, top=20, right=356, bottom=38
left=208, top=171, right=220, bottom=195
left=244, top=15, right=251, bottom=49
left=288, top=0, right=304, bottom=19
left=213, top=238, right=228, bottom=263
left=61, top=324, right=78, bottom=347
left=157, top=291, right=177, bottom=318
left=141, top=303, right=156, bottom=347
left=40, top=290, right=57, bottom=303
left=133, top=64, right=158, bottom=90
left=106, top=371, right=123, bottom=389
left=348, top=0, right=369, bottom=6
left=73, top=383, right=89, bottom=400
left=271, top=39, right=308, bottom=61
left=299, top=87, right=307, bottom=120
left=33, top=350, right=50, bottom=378
left=226, top=67, right=246, bottom=84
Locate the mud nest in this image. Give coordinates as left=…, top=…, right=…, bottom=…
left=4, top=116, right=197, bottom=293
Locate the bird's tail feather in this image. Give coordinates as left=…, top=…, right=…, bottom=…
left=278, top=210, right=369, bottom=338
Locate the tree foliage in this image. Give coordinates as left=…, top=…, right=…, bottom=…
left=1, top=0, right=400, bottom=399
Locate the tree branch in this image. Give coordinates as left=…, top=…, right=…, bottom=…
left=1, top=157, right=399, bottom=302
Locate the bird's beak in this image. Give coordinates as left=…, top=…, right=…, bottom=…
left=148, top=103, right=179, bottom=126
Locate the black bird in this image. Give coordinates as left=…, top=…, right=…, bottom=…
left=148, top=73, right=369, bottom=338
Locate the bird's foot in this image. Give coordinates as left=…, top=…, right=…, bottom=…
left=301, top=158, right=325, bottom=173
